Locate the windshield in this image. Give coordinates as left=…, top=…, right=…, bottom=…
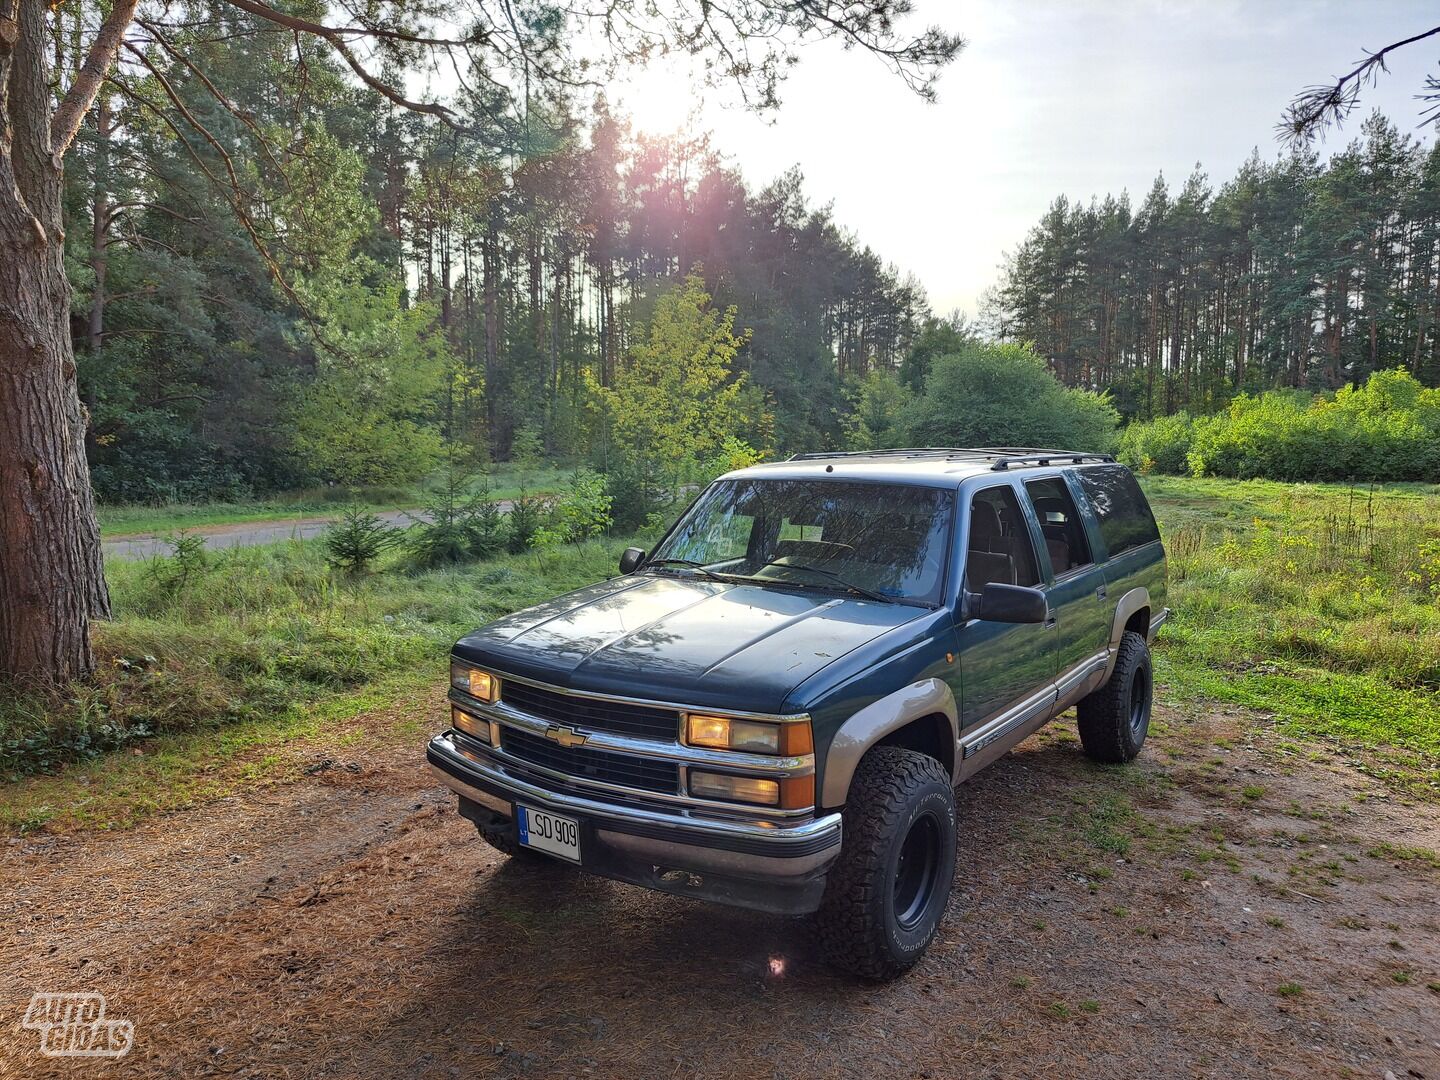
left=648, top=479, right=955, bottom=604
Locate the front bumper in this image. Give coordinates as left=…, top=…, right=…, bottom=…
left=427, top=733, right=843, bottom=915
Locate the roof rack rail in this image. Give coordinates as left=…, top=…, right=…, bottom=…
left=786, top=447, right=1115, bottom=470
left=789, top=447, right=1023, bottom=463
left=986, top=450, right=1115, bottom=471
left=788, top=447, right=959, bottom=461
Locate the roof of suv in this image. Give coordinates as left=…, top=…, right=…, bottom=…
left=727, top=448, right=1118, bottom=486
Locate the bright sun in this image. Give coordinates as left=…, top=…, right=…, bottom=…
left=613, top=59, right=711, bottom=136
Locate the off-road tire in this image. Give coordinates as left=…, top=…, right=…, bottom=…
left=458, top=800, right=551, bottom=863
left=1076, top=630, right=1153, bottom=763
left=814, top=747, right=957, bottom=981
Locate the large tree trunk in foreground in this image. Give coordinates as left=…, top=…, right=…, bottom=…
left=0, top=0, right=111, bottom=683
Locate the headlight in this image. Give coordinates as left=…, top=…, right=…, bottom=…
left=451, top=705, right=496, bottom=745
left=689, top=771, right=781, bottom=806
left=685, top=714, right=813, bottom=755
left=450, top=661, right=497, bottom=703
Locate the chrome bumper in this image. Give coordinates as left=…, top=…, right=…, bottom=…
left=428, top=733, right=843, bottom=883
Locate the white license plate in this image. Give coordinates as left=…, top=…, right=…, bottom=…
left=516, top=805, right=581, bottom=862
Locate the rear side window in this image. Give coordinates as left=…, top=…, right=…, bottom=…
left=1074, top=466, right=1161, bottom=557
left=1023, top=477, right=1094, bottom=578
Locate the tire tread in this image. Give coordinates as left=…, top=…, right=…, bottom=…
left=814, top=747, right=954, bottom=980
left=1076, top=629, right=1151, bottom=763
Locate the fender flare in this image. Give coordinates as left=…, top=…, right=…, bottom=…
left=1102, top=586, right=1151, bottom=680
left=820, top=678, right=959, bottom=808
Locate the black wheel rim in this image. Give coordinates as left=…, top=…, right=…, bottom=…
left=893, top=812, right=942, bottom=932
left=1129, top=665, right=1151, bottom=737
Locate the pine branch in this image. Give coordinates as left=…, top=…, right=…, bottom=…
left=50, top=0, right=141, bottom=162
left=1280, top=23, right=1440, bottom=146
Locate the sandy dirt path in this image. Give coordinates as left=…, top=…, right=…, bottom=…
left=2, top=693, right=1437, bottom=1079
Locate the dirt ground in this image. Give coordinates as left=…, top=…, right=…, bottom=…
left=2, top=689, right=1437, bottom=1080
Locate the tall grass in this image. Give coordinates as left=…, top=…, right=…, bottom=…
left=1145, top=476, right=1440, bottom=770
left=1, top=537, right=639, bottom=778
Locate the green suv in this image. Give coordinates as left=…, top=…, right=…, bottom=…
left=429, top=448, right=1168, bottom=978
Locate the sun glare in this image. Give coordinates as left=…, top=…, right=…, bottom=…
left=615, top=60, right=710, bottom=136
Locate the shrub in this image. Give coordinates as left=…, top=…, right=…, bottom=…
left=506, top=492, right=554, bottom=553
left=407, top=470, right=511, bottom=568
left=1184, top=371, right=1440, bottom=482
left=533, top=469, right=613, bottom=546
left=146, top=532, right=210, bottom=596
left=322, top=507, right=399, bottom=573
left=604, top=453, right=671, bottom=532
left=1118, top=411, right=1195, bottom=474
left=905, top=342, right=1119, bottom=451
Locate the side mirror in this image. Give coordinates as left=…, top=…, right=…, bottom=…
left=619, top=547, right=647, bottom=574
left=970, top=582, right=1048, bottom=624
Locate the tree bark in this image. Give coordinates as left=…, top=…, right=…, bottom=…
left=0, top=0, right=111, bottom=683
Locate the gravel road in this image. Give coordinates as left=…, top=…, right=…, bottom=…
left=102, top=506, right=518, bottom=561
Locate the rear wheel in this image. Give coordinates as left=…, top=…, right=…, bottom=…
left=814, top=747, right=956, bottom=981
left=1076, top=630, right=1153, bottom=763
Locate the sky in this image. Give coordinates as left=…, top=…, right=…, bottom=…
left=607, top=0, right=1440, bottom=317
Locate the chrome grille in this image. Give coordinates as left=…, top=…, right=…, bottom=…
left=499, top=680, right=680, bottom=742
left=501, top=728, right=680, bottom=795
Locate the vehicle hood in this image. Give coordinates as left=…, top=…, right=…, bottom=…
left=452, top=574, right=928, bottom=714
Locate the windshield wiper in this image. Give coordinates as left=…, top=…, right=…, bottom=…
left=751, top=559, right=897, bottom=603
left=645, top=557, right=725, bottom=582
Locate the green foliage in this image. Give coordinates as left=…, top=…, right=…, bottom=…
left=707, top=436, right=764, bottom=476
left=64, top=37, right=952, bottom=504
left=898, top=314, right=973, bottom=392
left=1131, top=370, right=1440, bottom=482
left=290, top=268, right=449, bottom=486
left=844, top=370, right=913, bottom=450
left=506, top=492, right=555, bottom=554
left=146, top=533, right=210, bottom=596
left=604, top=454, right=673, bottom=533
left=1118, top=411, right=1195, bottom=474
left=509, top=426, right=545, bottom=471
left=533, top=470, right=613, bottom=546
left=322, top=507, right=399, bottom=573
left=992, top=119, right=1440, bottom=418
left=906, top=342, right=1120, bottom=451
left=406, top=469, right=510, bottom=568
left=596, top=275, right=767, bottom=470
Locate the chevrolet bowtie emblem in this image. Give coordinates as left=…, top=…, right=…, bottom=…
left=544, top=725, right=588, bottom=749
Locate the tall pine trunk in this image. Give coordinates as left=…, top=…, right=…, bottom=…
left=0, top=0, right=110, bottom=683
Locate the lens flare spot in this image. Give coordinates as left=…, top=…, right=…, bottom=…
left=767, top=955, right=786, bottom=977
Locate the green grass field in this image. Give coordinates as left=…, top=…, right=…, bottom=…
left=97, top=463, right=572, bottom=537
left=4, top=474, right=1437, bottom=832
left=1143, top=476, right=1440, bottom=789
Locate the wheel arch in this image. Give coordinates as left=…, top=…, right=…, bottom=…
left=1102, top=586, right=1151, bottom=680
left=820, top=679, right=958, bottom=810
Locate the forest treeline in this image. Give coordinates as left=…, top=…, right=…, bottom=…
left=68, top=7, right=931, bottom=502
left=988, top=114, right=1440, bottom=419
left=66, top=7, right=1440, bottom=503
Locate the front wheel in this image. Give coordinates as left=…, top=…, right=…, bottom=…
left=459, top=799, right=554, bottom=864
left=1076, top=630, right=1153, bottom=763
left=814, top=747, right=956, bottom=981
